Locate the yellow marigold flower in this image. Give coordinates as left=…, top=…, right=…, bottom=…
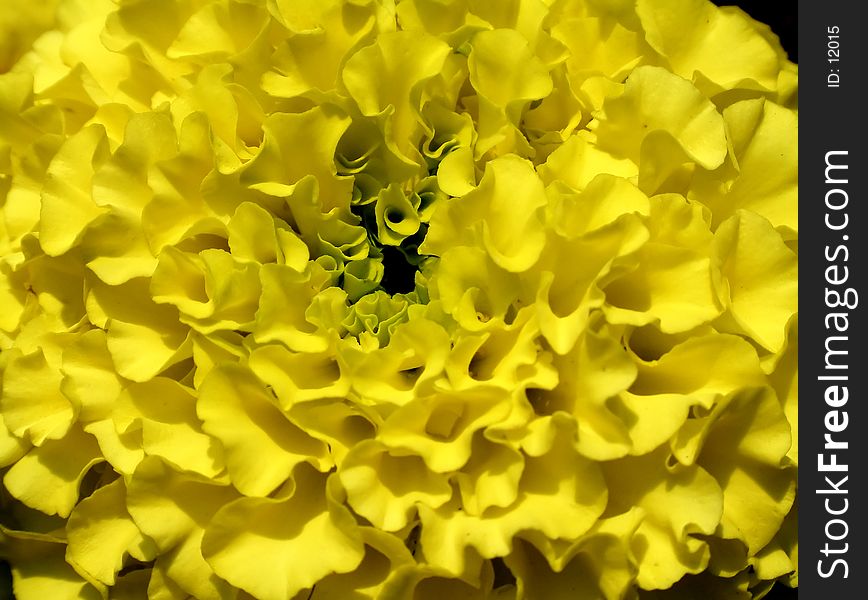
left=1, top=0, right=797, bottom=598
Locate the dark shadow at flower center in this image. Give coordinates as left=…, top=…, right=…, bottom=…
left=379, top=246, right=417, bottom=294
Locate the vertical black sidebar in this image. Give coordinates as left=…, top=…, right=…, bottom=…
left=800, top=1, right=867, bottom=596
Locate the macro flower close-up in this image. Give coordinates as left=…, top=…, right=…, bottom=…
left=0, top=0, right=797, bottom=598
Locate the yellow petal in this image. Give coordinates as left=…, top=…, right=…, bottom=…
left=340, top=439, right=452, bottom=531
left=123, top=378, right=225, bottom=478
left=552, top=16, right=645, bottom=82
left=694, top=98, right=798, bottom=236
left=467, top=28, right=552, bottom=157
left=419, top=418, right=607, bottom=575
left=87, top=277, right=192, bottom=382
left=546, top=173, right=650, bottom=238
left=342, top=30, right=451, bottom=165
left=3, top=425, right=102, bottom=517
left=197, top=363, right=331, bottom=497
left=534, top=214, right=648, bottom=354
left=167, top=1, right=268, bottom=60
left=60, top=329, right=125, bottom=423
left=249, top=342, right=350, bottom=408
left=505, top=512, right=640, bottom=600
left=636, top=0, right=780, bottom=93
left=594, top=65, right=727, bottom=171
left=201, top=466, right=365, bottom=600
left=454, top=435, right=525, bottom=515
left=1, top=347, right=75, bottom=446
left=252, top=263, right=334, bottom=353
left=66, top=478, right=157, bottom=586
left=240, top=105, right=353, bottom=213
left=538, top=130, right=636, bottom=192
left=343, top=316, right=451, bottom=406
left=423, top=155, right=548, bottom=273
left=308, top=526, right=416, bottom=599
left=38, top=124, right=110, bottom=256
left=378, top=386, right=514, bottom=473
left=602, top=448, right=723, bottom=590
left=532, top=321, right=635, bottom=460
left=631, top=332, right=766, bottom=410
left=698, top=388, right=795, bottom=554
left=714, top=210, right=797, bottom=353
left=0, top=410, right=28, bottom=468
left=0, top=526, right=102, bottom=600
left=126, top=457, right=239, bottom=600
left=263, top=0, right=380, bottom=99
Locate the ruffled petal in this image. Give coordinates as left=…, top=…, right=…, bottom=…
left=698, top=387, right=795, bottom=555
left=418, top=417, right=607, bottom=575
left=692, top=98, right=798, bottom=236
left=423, top=154, right=547, bottom=273
left=197, top=363, right=331, bottom=497
left=594, top=65, right=727, bottom=183
left=0, top=525, right=102, bottom=600
left=340, top=439, right=452, bottom=531
left=201, top=466, right=365, bottom=600
left=636, top=0, right=780, bottom=94
left=1, top=346, right=75, bottom=445
left=601, top=448, right=723, bottom=590
left=3, top=426, right=102, bottom=517
left=123, top=378, right=225, bottom=478
left=378, top=386, right=515, bottom=473
left=125, top=457, right=239, bottom=600
left=714, top=210, right=797, bottom=353
left=343, top=30, right=451, bottom=165
left=66, top=478, right=157, bottom=586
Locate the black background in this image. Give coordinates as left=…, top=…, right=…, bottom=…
left=715, top=0, right=797, bottom=62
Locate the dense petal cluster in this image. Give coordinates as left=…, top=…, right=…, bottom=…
left=1, top=0, right=797, bottom=598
